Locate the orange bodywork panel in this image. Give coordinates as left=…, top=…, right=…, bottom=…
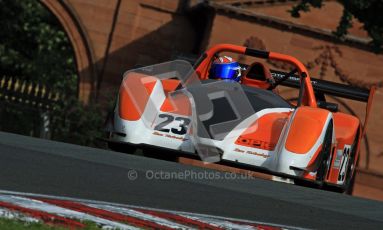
left=326, top=113, right=359, bottom=184
left=235, top=112, right=290, bottom=151
left=161, top=79, right=180, bottom=93
left=285, top=107, right=329, bottom=154
left=333, top=112, right=360, bottom=147
left=119, top=73, right=157, bottom=121
left=160, top=79, right=191, bottom=116
left=160, top=93, right=191, bottom=116
left=119, top=75, right=190, bottom=121
left=241, top=62, right=273, bottom=90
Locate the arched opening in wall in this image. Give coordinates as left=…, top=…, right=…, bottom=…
left=41, top=0, right=95, bottom=104
left=0, top=0, right=102, bottom=147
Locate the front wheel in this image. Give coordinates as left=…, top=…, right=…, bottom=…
left=142, top=148, right=178, bottom=162
left=107, top=141, right=137, bottom=154
left=294, top=121, right=333, bottom=189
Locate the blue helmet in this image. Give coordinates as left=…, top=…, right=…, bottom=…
left=209, top=56, right=241, bottom=82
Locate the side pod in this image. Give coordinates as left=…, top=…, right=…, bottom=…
left=276, top=106, right=333, bottom=176
left=285, top=107, right=331, bottom=154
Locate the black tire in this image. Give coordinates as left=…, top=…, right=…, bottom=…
left=316, top=121, right=333, bottom=184
left=294, top=178, right=318, bottom=188
left=107, top=142, right=136, bottom=154
left=343, top=170, right=356, bottom=194
left=142, top=148, right=178, bottom=162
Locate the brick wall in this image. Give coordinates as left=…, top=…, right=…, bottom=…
left=60, top=0, right=196, bottom=102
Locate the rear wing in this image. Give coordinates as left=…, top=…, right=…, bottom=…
left=271, top=70, right=376, bottom=136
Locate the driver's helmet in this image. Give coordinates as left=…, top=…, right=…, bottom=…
left=209, top=56, right=241, bottom=82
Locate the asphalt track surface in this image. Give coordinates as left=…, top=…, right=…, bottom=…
left=0, top=132, right=383, bottom=229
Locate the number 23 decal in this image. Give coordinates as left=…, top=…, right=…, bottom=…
left=154, top=114, right=191, bottom=135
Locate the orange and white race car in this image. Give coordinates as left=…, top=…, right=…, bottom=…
left=105, top=44, right=375, bottom=193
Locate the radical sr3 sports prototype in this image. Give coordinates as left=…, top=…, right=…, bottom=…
left=105, top=44, right=375, bottom=193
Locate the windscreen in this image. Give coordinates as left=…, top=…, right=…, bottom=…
left=121, top=60, right=255, bottom=162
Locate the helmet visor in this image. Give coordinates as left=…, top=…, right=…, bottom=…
left=211, top=62, right=239, bottom=80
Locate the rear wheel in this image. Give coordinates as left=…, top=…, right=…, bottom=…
left=343, top=170, right=356, bottom=194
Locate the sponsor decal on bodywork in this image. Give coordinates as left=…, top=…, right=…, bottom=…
left=234, top=148, right=270, bottom=158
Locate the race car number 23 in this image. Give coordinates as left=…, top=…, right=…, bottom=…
left=154, top=114, right=191, bottom=135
